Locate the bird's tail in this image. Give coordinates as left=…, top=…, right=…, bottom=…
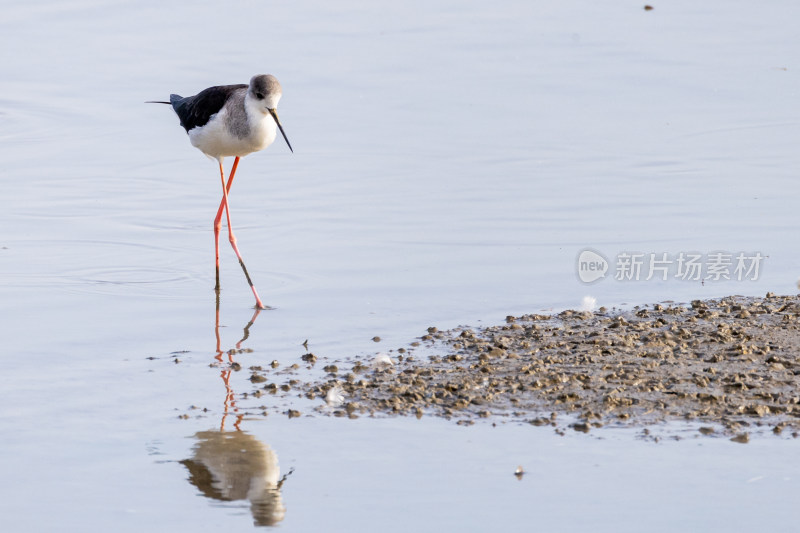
left=145, top=100, right=171, bottom=104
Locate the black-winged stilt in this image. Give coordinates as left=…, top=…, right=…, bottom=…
left=149, top=74, right=293, bottom=309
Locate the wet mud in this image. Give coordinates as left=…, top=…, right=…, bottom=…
left=289, top=293, right=800, bottom=438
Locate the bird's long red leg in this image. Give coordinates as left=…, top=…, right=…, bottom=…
left=214, top=157, right=240, bottom=292
left=216, top=158, right=266, bottom=309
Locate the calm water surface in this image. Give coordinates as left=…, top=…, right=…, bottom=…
left=2, top=0, right=799, bottom=530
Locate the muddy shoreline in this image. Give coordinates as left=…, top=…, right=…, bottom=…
left=237, top=294, right=800, bottom=440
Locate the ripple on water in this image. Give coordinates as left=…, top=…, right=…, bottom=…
left=0, top=93, right=109, bottom=169
left=60, top=266, right=196, bottom=297
left=5, top=239, right=200, bottom=298
left=5, top=237, right=315, bottom=299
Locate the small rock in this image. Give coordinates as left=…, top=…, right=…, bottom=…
left=730, top=433, right=749, bottom=444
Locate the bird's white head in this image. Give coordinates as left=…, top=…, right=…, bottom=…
left=246, top=74, right=293, bottom=153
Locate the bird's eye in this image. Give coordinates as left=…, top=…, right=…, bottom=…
left=255, top=92, right=264, bottom=99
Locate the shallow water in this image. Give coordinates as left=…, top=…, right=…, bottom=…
left=2, top=0, right=800, bottom=530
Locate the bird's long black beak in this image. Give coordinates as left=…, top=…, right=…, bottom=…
left=268, top=109, right=293, bottom=153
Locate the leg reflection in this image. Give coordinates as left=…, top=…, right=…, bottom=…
left=214, top=296, right=261, bottom=432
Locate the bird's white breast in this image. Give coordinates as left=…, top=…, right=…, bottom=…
left=188, top=103, right=277, bottom=161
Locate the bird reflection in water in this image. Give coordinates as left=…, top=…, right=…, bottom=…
left=181, top=431, right=287, bottom=527
left=181, top=299, right=289, bottom=527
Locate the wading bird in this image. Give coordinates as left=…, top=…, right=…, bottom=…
left=148, top=74, right=293, bottom=309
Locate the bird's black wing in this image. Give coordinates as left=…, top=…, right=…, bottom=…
left=170, top=84, right=247, bottom=132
